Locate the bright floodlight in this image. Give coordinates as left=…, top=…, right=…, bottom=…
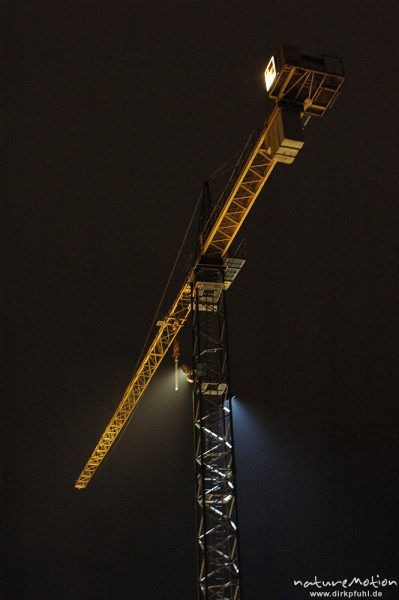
left=264, top=56, right=276, bottom=92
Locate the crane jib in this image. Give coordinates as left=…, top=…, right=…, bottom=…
left=75, top=47, right=344, bottom=490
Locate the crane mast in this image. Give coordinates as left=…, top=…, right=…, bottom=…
left=75, top=46, right=344, bottom=600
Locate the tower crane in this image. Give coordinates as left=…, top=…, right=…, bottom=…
left=75, top=46, right=344, bottom=599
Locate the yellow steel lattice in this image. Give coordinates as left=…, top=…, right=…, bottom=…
left=74, top=111, right=285, bottom=489
left=74, top=104, right=313, bottom=488
left=201, top=106, right=279, bottom=258
left=75, top=281, right=191, bottom=489
left=74, top=108, right=290, bottom=489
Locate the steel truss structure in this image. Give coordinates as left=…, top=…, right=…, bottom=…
left=268, top=46, right=344, bottom=118
left=75, top=43, right=344, bottom=600
left=75, top=281, right=192, bottom=489
left=75, top=48, right=344, bottom=490
left=192, top=259, right=240, bottom=600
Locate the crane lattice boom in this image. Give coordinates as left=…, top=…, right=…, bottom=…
left=75, top=46, right=344, bottom=494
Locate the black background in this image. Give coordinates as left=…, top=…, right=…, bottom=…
left=2, top=1, right=399, bottom=599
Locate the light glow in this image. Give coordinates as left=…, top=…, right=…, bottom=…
left=174, top=358, right=179, bottom=391
left=173, top=338, right=180, bottom=391
left=264, top=56, right=276, bottom=92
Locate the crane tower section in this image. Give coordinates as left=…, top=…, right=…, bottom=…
left=192, top=259, right=239, bottom=599
left=187, top=46, right=343, bottom=600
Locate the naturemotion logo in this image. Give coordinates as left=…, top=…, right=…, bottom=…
left=293, top=575, right=397, bottom=596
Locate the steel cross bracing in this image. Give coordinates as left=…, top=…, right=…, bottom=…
left=75, top=97, right=338, bottom=487
left=75, top=280, right=192, bottom=489
left=268, top=56, right=344, bottom=117
left=201, top=112, right=278, bottom=259
left=192, top=262, right=240, bottom=600
left=75, top=98, right=311, bottom=489
left=74, top=42, right=344, bottom=600
left=75, top=107, right=284, bottom=489
left=76, top=105, right=305, bottom=487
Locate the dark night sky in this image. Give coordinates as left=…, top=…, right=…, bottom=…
left=2, top=1, right=399, bottom=599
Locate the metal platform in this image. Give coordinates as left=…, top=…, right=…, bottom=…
left=268, top=45, right=345, bottom=117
